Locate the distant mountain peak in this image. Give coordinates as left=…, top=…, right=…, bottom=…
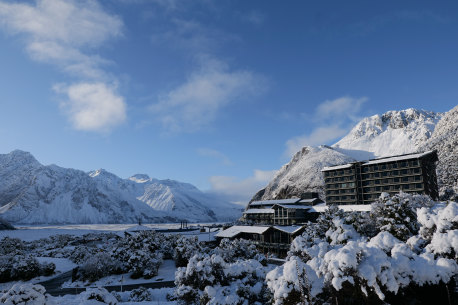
left=88, top=168, right=106, bottom=177
left=2, top=149, right=40, bottom=165
left=129, top=174, right=151, bottom=183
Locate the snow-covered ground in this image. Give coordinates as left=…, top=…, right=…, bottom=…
left=0, top=257, right=76, bottom=292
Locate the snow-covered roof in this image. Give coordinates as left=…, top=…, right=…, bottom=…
left=322, top=163, right=355, bottom=171
left=243, top=209, right=274, bottom=214
left=308, top=204, right=371, bottom=213
left=216, top=226, right=270, bottom=238
left=273, top=204, right=312, bottom=210
left=363, top=150, right=436, bottom=165
left=273, top=225, right=304, bottom=235
left=298, top=198, right=322, bottom=204
left=250, top=198, right=301, bottom=206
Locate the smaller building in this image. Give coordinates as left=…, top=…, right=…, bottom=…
left=243, top=194, right=323, bottom=225
left=242, top=208, right=274, bottom=224
left=216, top=225, right=305, bottom=257
left=272, top=204, right=317, bottom=225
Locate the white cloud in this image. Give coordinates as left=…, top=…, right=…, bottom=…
left=208, top=169, right=277, bottom=204
left=197, top=148, right=232, bottom=166
left=284, top=96, right=368, bottom=157
left=55, top=83, right=126, bottom=132
left=0, top=0, right=125, bottom=132
left=316, top=96, right=367, bottom=121
left=0, top=0, right=122, bottom=79
left=285, top=125, right=348, bottom=157
left=150, top=58, right=265, bottom=133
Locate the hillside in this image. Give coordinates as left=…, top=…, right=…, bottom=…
left=0, top=151, right=242, bottom=224
left=251, top=145, right=355, bottom=201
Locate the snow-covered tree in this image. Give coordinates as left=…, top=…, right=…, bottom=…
left=109, top=231, right=165, bottom=279
left=129, top=287, right=153, bottom=302
left=79, top=252, right=122, bottom=282
left=173, top=236, right=205, bottom=267
left=174, top=253, right=268, bottom=305
left=78, top=288, right=118, bottom=305
left=213, top=238, right=266, bottom=265
left=268, top=197, right=458, bottom=305
left=417, top=201, right=458, bottom=260
left=370, top=192, right=433, bottom=241
left=0, top=283, right=54, bottom=305
left=0, top=237, right=24, bottom=256
left=0, top=255, right=55, bottom=283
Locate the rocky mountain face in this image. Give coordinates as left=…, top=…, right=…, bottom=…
left=333, top=109, right=442, bottom=160
left=420, top=105, right=458, bottom=200
left=251, top=106, right=457, bottom=203
left=252, top=146, right=355, bottom=201
left=0, top=151, right=242, bottom=224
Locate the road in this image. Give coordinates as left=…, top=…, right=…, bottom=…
left=38, top=269, right=175, bottom=296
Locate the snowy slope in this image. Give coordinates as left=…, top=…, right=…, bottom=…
left=333, top=109, right=442, bottom=159
left=252, top=106, right=457, bottom=204
left=0, top=151, right=241, bottom=224
left=251, top=146, right=355, bottom=202
left=137, top=178, right=242, bottom=221
left=420, top=105, right=458, bottom=199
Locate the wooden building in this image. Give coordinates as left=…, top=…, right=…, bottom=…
left=322, top=150, right=439, bottom=205
left=215, top=225, right=305, bottom=257
left=243, top=195, right=323, bottom=225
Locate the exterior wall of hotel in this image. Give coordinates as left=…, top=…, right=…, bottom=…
left=243, top=213, right=273, bottom=224
left=323, top=164, right=360, bottom=205
left=272, top=206, right=317, bottom=225
left=323, top=152, right=439, bottom=205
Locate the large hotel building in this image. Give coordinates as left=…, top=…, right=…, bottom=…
left=322, top=150, right=439, bottom=205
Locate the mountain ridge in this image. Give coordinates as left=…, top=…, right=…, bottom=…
left=0, top=151, right=242, bottom=224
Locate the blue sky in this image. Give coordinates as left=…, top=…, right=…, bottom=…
left=0, top=0, right=457, bottom=203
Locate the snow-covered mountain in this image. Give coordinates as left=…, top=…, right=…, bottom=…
left=0, top=151, right=242, bottom=224
left=251, top=106, right=457, bottom=203
left=333, top=109, right=442, bottom=160
left=420, top=105, right=458, bottom=199
left=252, top=146, right=355, bottom=201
